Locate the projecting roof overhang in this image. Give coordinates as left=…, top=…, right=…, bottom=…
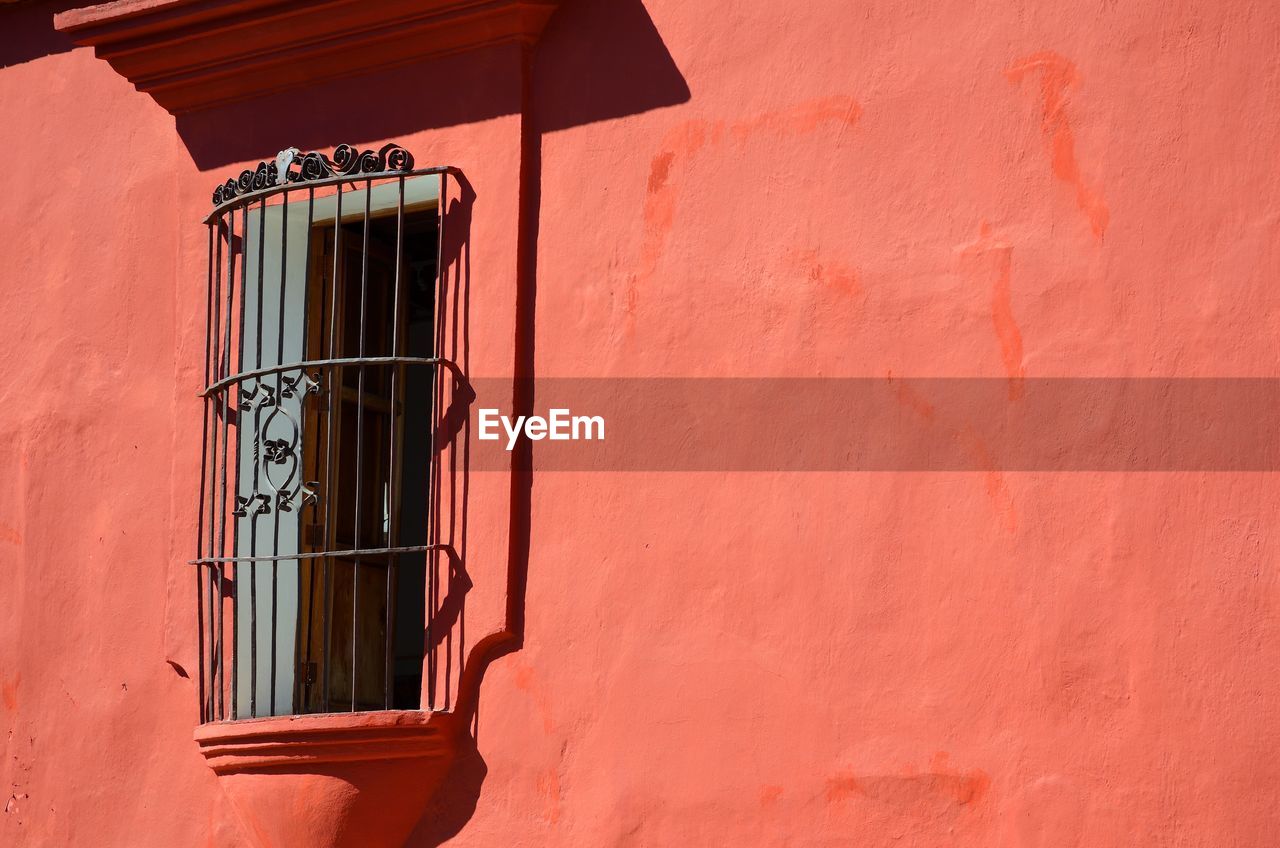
left=54, top=0, right=563, bottom=113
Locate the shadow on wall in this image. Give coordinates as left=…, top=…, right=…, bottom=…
left=534, top=0, right=691, bottom=131
left=0, top=1, right=79, bottom=68
left=426, top=174, right=478, bottom=719
left=406, top=3, right=688, bottom=843
left=3, top=0, right=688, bottom=164
left=173, top=0, right=691, bottom=169
left=412, top=741, right=490, bottom=845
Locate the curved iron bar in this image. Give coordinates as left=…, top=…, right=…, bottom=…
left=207, top=147, right=459, bottom=223
left=212, top=142, right=416, bottom=206
left=202, top=355, right=466, bottom=398
left=190, top=543, right=457, bottom=567
left=215, top=358, right=466, bottom=520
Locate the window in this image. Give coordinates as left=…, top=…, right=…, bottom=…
left=195, top=144, right=456, bottom=721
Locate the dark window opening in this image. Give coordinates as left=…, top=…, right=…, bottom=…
left=296, top=212, right=439, bottom=714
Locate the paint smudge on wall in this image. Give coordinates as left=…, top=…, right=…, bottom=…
left=826, top=754, right=990, bottom=812
left=630, top=96, right=863, bottom=314
left=887, top=372, right=937, bottom=422
left=887, top=373, right=1019, bottom=535
left=1, top=675, right=18, bottom=712
left=513, top=664, right=556, bottom=734
left=1006, top=51, right=1110, bottom=239
left=536, top=767, right=562, bottom=824
left=825, top=773, right=863, bottom=802
left=959, top=223, right=1026, bottom=401
left=961, top=426, right=1020, bottom=535
left=793, top=247, right=861, bottom=298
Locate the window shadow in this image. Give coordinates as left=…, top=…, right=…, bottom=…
left=411, top=736, right=490, bottom=847
left=423, top=176, right=477, bottom=716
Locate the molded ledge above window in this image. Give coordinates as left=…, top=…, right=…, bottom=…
left=54, top=0, right=563, bottom=113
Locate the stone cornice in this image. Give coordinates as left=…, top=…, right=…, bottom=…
left=55, top=0, right=562, bottom=113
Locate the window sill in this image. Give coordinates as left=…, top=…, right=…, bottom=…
left=54, top=0, right=563, bottom=114
left=195, top=709, right=459, bottom=848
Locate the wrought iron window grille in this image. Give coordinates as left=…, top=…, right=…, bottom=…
left=194, top=143, right=463, bottom=723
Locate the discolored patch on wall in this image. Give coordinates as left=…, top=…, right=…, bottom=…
left=628, top=96, right=864, bottom=319
left=1006, top=52, right=1110, bottom=239
left=959, top=223, right=1025, bottom=400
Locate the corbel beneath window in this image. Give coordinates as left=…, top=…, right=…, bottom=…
left=54, top=0, right=563, bottom=114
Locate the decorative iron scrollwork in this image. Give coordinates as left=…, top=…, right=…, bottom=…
left=230, top=369, right=325, bottom=519
left=239, top=383, right=276, bottom=410
left=213, top=160, right=280, bottom=207
left=212, top=143, right=416, bottom=205
left=280, top=372, right=320, bottom=399
left=262, top=438, right=291, bottom=465
left=233, top=493, right=271, bottom=518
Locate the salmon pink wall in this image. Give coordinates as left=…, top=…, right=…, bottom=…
left=3, top=0, right=1280, bottom=846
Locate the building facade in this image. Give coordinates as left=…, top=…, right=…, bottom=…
left=2, top=0, right=1279, bottom=845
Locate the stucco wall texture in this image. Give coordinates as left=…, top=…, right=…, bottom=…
left=3, top=0, right=1280, bottom=845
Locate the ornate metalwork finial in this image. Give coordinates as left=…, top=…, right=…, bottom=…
left=274, top=148, right=299, bottom=186
left=211, top=142, right=416, bottom=206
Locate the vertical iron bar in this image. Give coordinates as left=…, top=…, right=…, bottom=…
left=196, top=225, right=214, bottom=723
left=204, top=225, right=218, bottom=722
left=211, top=219, right=226, bottom=721
left=322, top=185, right=344, bottom=712
left=248, top=200, right=267, bottom=717
left=206, top=562, right=214, bottom=719
left=298, top=187, right=316, bottom=711
left=196, top=567, right=206, bottom=722
left=234, top=203, right=251, bottom=718
left=269, top=194, right=289, bottom=716
left=385, top=175, right=406, bottom=709
left=427, top=173, right=447, bottom=709
left=350, top=181, right=372, bottom=711
left=223, top=211, right=240, bottom=720
left=214, top=575, right=222, bottom=720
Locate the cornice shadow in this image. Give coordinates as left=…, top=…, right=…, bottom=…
left=0, top=0, right=80, bottom=68
left=173, top=0, right=689, bottom=170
